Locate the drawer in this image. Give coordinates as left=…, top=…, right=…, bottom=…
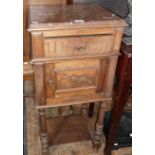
left=44, top=35, right=114, bottom=58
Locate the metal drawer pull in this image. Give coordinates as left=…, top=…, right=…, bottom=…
left=75, top=44, right=86, bottom=52
left=48, top=80, right=54, bottom=85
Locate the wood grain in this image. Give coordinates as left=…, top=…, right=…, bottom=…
left=23, top=5, right=31, bottom=61
left=39, top=109, right=49, bottom=154
left=23, top=63, right=33, bottom=80
left=56, top=69, right=97, bottom=89
left=28, top=4, right=126, bottom=31
left=28, top=4, right=126, bottom=154
left=43, top=27, right=114, bottom=37
left=42, top=56, right=116, bottom=109
left=43, top=95, right=111, bottom=109
left=44, top=35, right=114, bottom=58
left=33, top=63, right=46, bottom=106
left=96, top=58, right=109, bottom=93
left=23, top=0, right=68, bottom=62
left=44, top=63, right=56, bottom=99
left=24, top=0, right=67, bottom=5
left=44, top=59, right=100, bottom=101
left=24, top=89, right=131, bottom=155
left=31, top=32, right=44, bottom=58
left=104, top=56, right=118, bottom=98
left=55, top=87, right=96, bottom=99
left=55, top=58, right=99, bottom=70
left=113, top=29, right=124, bottom=52
left=93, top=102, right=106, bottom=149
left=46, top=115, right=91, bottom=145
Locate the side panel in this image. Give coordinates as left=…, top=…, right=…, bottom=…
left=33, top=63, right=46, bottom=105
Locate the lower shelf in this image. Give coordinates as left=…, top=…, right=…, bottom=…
left=46, top=115, right=92, bottom=146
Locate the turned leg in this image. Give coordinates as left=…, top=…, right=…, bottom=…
left=93, top=102, right=106, bottom=150
left=88, top=103, right=95, bottom=118
left=39, top=109, right=49, bottom=155
left=82, top=103, right=88, bottom=117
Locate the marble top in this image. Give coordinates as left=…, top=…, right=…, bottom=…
left=28, top=4, right=126, bottom=31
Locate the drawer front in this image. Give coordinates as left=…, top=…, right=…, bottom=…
left=44, top=35, right=114, bottom=58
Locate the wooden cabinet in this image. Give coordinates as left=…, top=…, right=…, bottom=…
left=36, top=58, right=111, bottom=108
left=28, top=4, right=126, bottom=155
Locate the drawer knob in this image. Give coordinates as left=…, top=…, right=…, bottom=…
left=76, top=44, right=86, bottom=52
left=48, top=80, right=54, bottom=85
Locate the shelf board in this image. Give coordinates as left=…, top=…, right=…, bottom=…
left=46, top=115, right=92, bottom=146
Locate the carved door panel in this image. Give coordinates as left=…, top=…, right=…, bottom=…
left=44, top=58, right=109, bottom=101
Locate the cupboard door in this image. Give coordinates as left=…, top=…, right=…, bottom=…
left=44, top=58, right=110, bottom=101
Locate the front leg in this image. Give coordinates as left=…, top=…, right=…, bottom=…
left=93, top=102, right=106, bottom=150
left=39, top=109, right=49, bottom=155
